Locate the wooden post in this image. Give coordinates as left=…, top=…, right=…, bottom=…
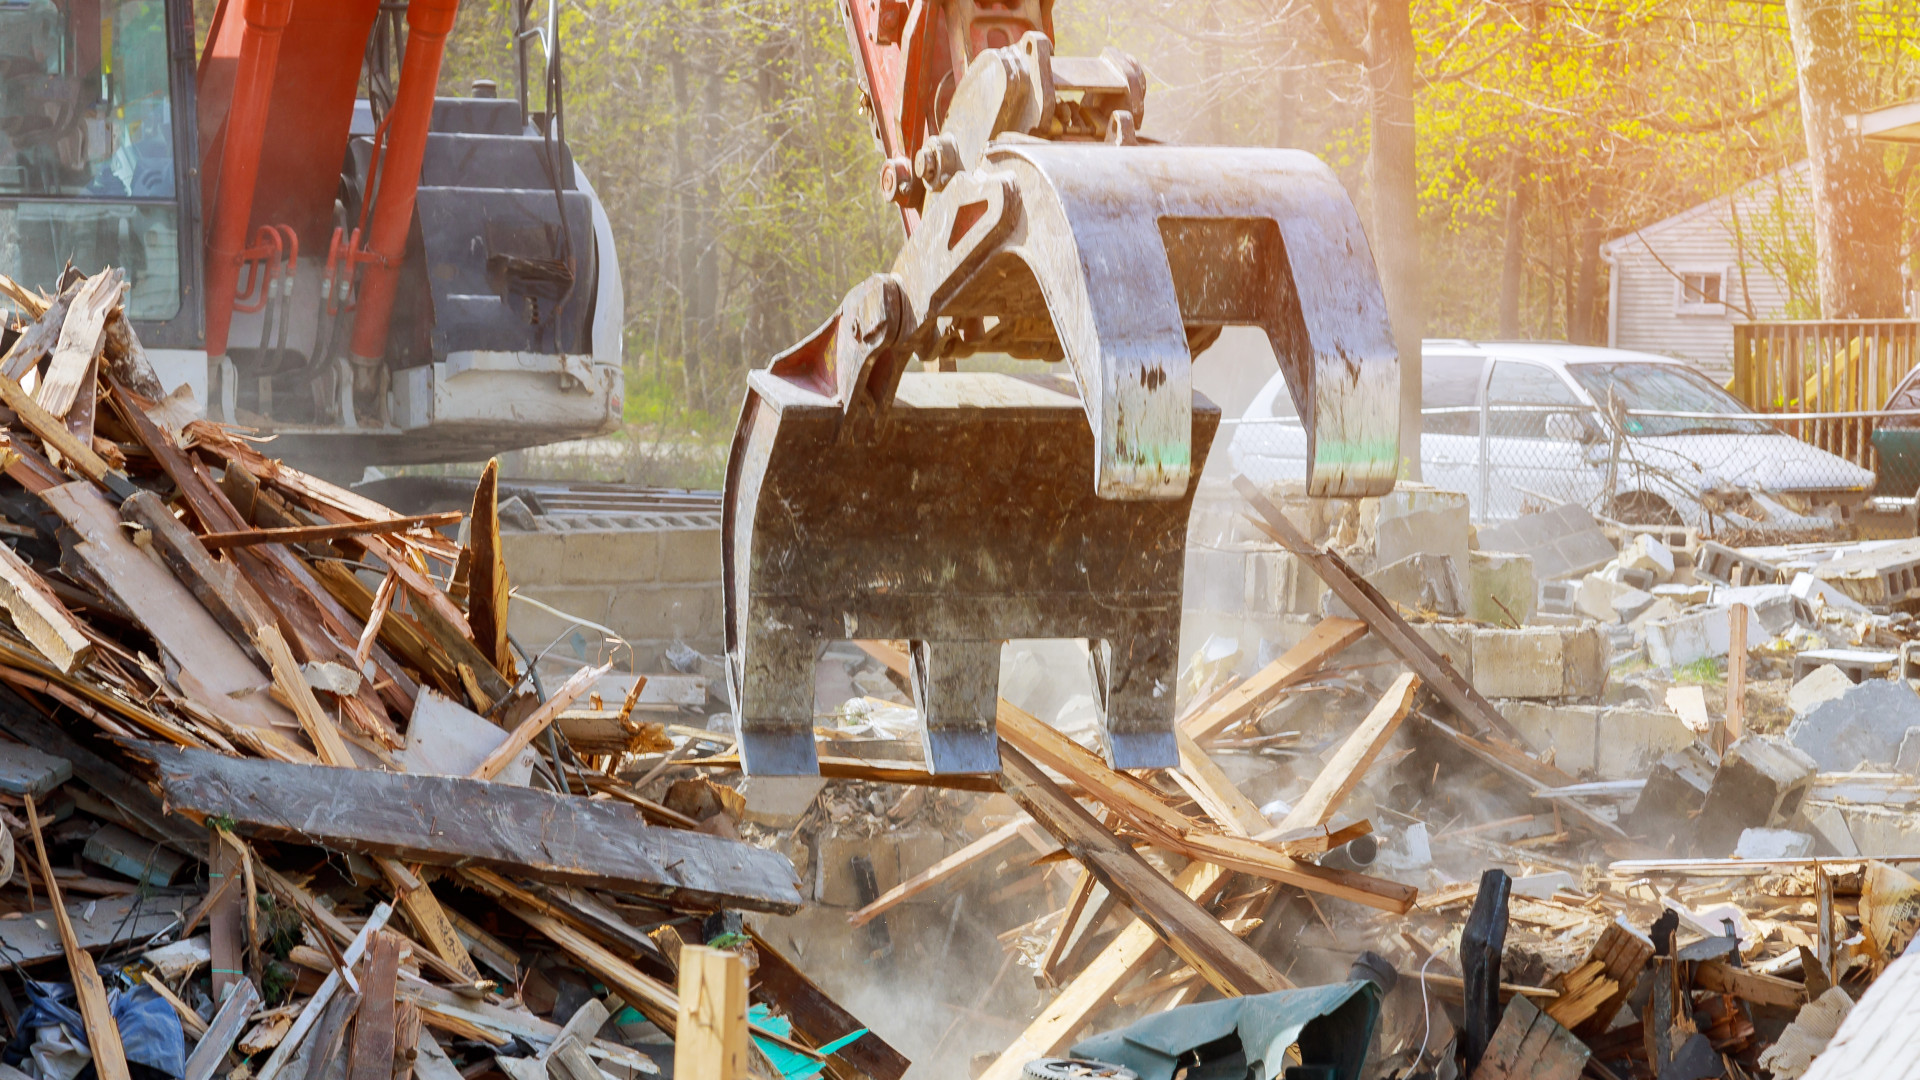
left=1726, top=602, right=1748, bottom=751
left=674, top=946, right=749, bottom=1080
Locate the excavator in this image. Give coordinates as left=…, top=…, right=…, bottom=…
left=0, top=0, right=622, bottom=478
left=725, top=0, right=1404, bottom=777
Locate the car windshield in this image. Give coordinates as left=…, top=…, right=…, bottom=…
left=1566, top=362, right=1774, bottom=436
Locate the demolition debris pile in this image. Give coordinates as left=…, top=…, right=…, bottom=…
left=0, top=270, right=905, bottom=1080
left=8, top=264, right=1920, bottom=1080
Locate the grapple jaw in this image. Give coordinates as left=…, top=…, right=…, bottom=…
left=723, top=34, right=1399, bottom=776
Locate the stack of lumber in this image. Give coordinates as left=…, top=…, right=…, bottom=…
left=0, top=270, right=904, bottom=1080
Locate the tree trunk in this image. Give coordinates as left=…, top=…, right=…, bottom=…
left=1785, top=0, right=1905, bottom=318
left=1572, top=185, right=1606, bottom=345
left=1366, top=0, right=1421, bottom=478
left=1498, top=159, right=1529, bottom=338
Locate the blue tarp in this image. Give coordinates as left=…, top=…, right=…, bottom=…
left=5, top=980, right=187, bottom=1079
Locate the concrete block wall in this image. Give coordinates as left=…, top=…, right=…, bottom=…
left=500, top=511, right=724, bottom=671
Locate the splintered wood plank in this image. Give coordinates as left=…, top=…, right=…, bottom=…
left=468, top=663, right=608, bottom=782
left=253, top=623, right=354, bottom=767
left=0, top=541, right=91, bottom=671
left=120, top=490, right=273, bottom=663
left=849, top=821, right=1024, bottom=927
left=1695, top=959, right=1807, bottom=1009
left=37, top=269, right=120, bottom=418
left=345, top=932, right=405, bottom=1080
left=1468, top=995, right=1588, bottom=1080
left=465, top=459, right=512, bottom=675
left=1555, top=918, right=1653, bottom=1038
left=1182, top=616, right=1368, bottom=743
left=1279, top=672, right=1419, bottom=830
left=134, top=742, right=804, bottom=913
left=500, top=896, right=679, bottom=1033
left=675, top=946, right=749, bottom=1080
left=255, top=904, right=394, bottom=1080
left=26, top=795, right=131, bottom=1080
left=378, top=860, right=481, bottom=985
left=42, top=481, right=288, bottom=729
left=0, top=372, right=120, bottom=483
left=183, top=978, right=261, bottom=1080
left=995, top=743, right=1290, bottom=998
left=1174, top=728, right=1270, bottom=836
left=199, top=512, right=464, bottom=551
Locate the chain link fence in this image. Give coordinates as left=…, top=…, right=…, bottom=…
left=1226, top=403, right=1916, bottom=542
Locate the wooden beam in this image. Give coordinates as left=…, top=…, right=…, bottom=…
left=0, top=540, right=91, bottom=672
left=1233, top=477, right=1523, bottom=741
left=199, top=512, right=463, bottom=551
left=501, top=896, right=679, bottom=1033
left=1279, top=673, right=1418, bottom=829
left=996, top=743, right=1290, bottom=998
left=849, top=820, right=1024, bottom=927
left=253, top=623, right=355, bottom=767
left=465, top=459, right=512, bottom=674
left=133, top=742, right=805, bottom=913
left=0, top=371, right=121, bottom=485
left=1694, top=958, right=1806, bottom=1009
left=25, top=794, right=131, bottom=1080
left=469, top=664, right=608, bottom=782
left=346, top=932, right=406, bottom=1080
left=675, top=947, right=750, bottom=1080
left=1181, top=616, right=1368, bottom=743
left=37, top=269, right=119, bottom=418
left=1173, top=728, right=1270, bottom=836
left=183, top=978, right=261, bottom=1080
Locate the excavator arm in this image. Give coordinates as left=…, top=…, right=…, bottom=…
left=724, top=1, right=1401, bottom=776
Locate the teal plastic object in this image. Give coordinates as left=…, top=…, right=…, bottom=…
left=1066, top=982, right=1381, bottom=1080
left=746, top=1004, right=869, bottom=1080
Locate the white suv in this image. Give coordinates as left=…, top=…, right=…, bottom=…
left=1229, top=341, right=1874, bottom=530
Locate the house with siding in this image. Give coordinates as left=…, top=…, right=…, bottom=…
left=1600, top=102, right=1917, bottom=382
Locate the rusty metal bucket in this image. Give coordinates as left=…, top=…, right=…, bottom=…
left=725, top=372, right=1218, bottom=776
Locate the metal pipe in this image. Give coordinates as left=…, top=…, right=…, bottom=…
left=202, top=0, right=295, bottom=359
left=347, top=0, right=461, bottom=366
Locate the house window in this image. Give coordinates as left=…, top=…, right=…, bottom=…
left=1675, top=270, right=1725, bottom=315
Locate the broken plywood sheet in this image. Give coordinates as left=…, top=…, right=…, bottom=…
left=0, top=893, right=187, bottom=969
left=396, top=688, right=537, bottom=786
left=132, top=742, right=804, bottom=914
left=41, top=482, right=290, bottom=732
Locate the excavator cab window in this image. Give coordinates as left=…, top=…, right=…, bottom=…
left=0, top=0, right=180, bottom=320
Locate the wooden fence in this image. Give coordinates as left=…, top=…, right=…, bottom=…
left=1729, top=320, right=1920, bottom=474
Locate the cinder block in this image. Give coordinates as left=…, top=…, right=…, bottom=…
left=1469, top=550, right=1535, bottom=625
left=501, top=532, right=567, bottom=587
left=561, top=528, right=659, bottom=586
left=1499, top=701, right=1601, bottom=775
left=1471, top=625, right=1606, bottom=700
left=656, top=527, right=723, bottom=583
left=1414, top=624, right=1474, bottom=684
left=1593, top=707, right=1695, bottom=779
left=1693, top=736, right=1818, bottom=856
left=609, top=585, right=717, bottom=641
left=1244, top=550, right=1323, bottom=617
left=1628, top=745, right=1717, bottom=849
left=1366, top=485, right=1471, bottom=573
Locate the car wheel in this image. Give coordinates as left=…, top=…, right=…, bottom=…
left=1607, top=491, right=1683, bottom=528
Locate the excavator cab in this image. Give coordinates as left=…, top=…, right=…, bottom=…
left=0, top=0, right=622, bottom=480
left=725, top=2, right=1402, bottom=776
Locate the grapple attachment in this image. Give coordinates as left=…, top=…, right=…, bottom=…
left=723, top=32, right=1399, bottom=775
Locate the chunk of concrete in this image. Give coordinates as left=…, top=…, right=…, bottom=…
left=1899, top=729, right=1920, bottom=776
left=1367, top=552, right=1465, bottom=617
left=1644, top=605, right=1767, bottom=668
left=1511, top=871, right=1576, bottom=899
left=1790, top=571, right=1869, bottom=623
left=1799, top=802, right=1860, bottom=857
left=1577, top=574, right=1652, bottom=624
left=1788, top=664, right=1856, bottom=717
left=1787, top=677, right=1920, bottom=772
left=738, top=776, right=828, bottom=828
left=1468, top=550, right=1536, bottom=625
left=1502, top=702, right=1695, bottom=778
left=1621, top=534, right=1676, bottom=581
left=1693, top=736, right=1818, bottom=856
left=1472, top=625, right=1606, bottom=700
left=1367, top=486, right=1471, bottom=575
left=1628, top=745, right=1717, bottom=850
left=1477, top=504, right=1618, bottom=581
left=1735, top=828, right=1815, bottom=859
left=1713, top=583, right=1799, bottom=636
